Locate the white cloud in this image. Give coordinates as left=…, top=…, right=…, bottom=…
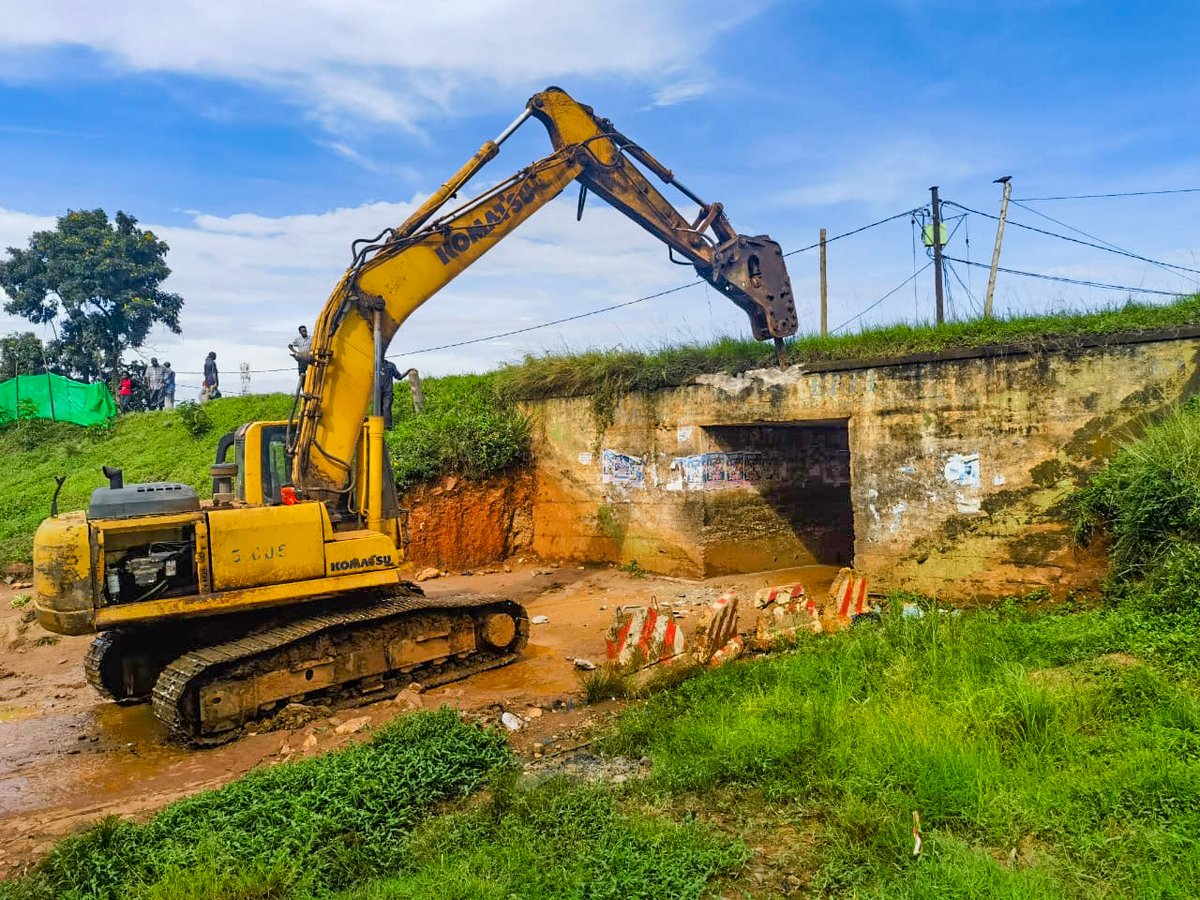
left=0, top=0, right=740, bottom=130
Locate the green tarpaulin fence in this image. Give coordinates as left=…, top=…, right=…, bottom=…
left=0, top=373, right=117, bottom=426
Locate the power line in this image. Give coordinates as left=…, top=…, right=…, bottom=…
left=831, top=261, right=933, bottom=334
left=784, top=208, right=922, bottom=256
left=1014, top=188, right=1200, bottom=202
left=942, top=256, right=1181, bottom=297
left=943, top=200, right=1200, bottom=278
left=394, top=280, right=703, bottom=357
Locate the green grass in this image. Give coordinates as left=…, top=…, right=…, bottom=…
left=496, top=294, right=1200, bottom=403
left=385, top=373, right=529, bottom=493
left=602, top=600, right=1200, bottom=897
left=0, top=709, right=510, bottom=900
left=1073, top=396, right=1200, bottom=580
left=334, top=777, right=742, bottom=900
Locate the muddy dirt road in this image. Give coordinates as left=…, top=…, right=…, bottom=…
left=0, top=562, right=837, bottom=877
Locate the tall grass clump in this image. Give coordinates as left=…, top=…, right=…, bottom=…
left=386, top=372, right=530, bottom=492
left=1073, top=397, right=1200, bottom=581
left=0, top=709, right=509, bottom=900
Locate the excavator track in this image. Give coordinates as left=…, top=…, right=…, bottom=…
left=152, top=591, right=529, bottom=746
left=85, top=628, right=194, bottom=704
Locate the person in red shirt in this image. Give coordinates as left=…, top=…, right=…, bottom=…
left=118, top=373, right=133, bottom=413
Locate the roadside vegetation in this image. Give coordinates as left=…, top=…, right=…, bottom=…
left=497, top=293, right=1200, bottom=403
left=385, top=373, right=529, bottom=492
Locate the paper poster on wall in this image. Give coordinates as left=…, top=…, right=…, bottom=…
left=943, top=453, right=980, bottom=488
left=601, top=449, right=645, bottom=488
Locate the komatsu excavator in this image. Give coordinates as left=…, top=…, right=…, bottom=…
left=31, top=87, right=798, bottom=744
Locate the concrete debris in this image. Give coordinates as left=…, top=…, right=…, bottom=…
left=753, top=582, right=821, bottom=648
left=302, top=734, right=318, bottom=750
left=830, top=567, right=871, bottom=625
left=605, top=601, right=687, bottom=674
left=334, top=715, right=372, bottom=735
left=501, top=712, right=523, bottom=731
left=523, top=706, right=544, bottom=718
left=902, top=602, right=925, bottom=619
left=531, top=615, right=550, bottom=625
left=279, top=743, right=293, bottom=756
left=573, top=657, right=598, bottom=671
left=691, top=594, right=742, bottom=666
left=414, top=567, right=442, bottom=582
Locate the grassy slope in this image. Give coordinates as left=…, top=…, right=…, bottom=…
left=497, top=294, right=1200, bottom=401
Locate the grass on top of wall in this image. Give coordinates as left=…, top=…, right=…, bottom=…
left=496, top=293, right=1200, bottom=403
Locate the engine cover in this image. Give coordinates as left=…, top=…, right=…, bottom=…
left=88, top=483, right=201, bottom=520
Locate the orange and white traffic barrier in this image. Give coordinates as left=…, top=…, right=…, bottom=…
left=604, top=601, right=687, bottom=673
left=691, top=594, right=742, bottom=666
left=752, top=582, right=821, bottom=648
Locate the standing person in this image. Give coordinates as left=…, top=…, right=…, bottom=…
left=200, top=351, right=219, bottom=402
left=162, top=362, right=176, bottom=410
left=146, top=357, right=165, bottom=410
left=118, top=372, right=133, bottom=413
left=288, top=325, right=311, bottom=381
left=378, top=359, right=402, bottom=429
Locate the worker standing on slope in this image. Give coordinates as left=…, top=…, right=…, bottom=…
left=200, top=351, right=219, bottom=402
left=118, top=372, right=133, bottom=413
left=378, top=359, right=404, bottom=430
left=146, top=358, right=165, bottom=410
left=162, top=362, right=176, bottom=410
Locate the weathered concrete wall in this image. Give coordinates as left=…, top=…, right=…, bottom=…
left=526, top=332, right=1200, bottom=599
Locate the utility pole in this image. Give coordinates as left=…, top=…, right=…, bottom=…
left=984, top=176, right=1013, bottom=318
left=930, top=185, right=945, bottom=325
left=819, top=227, right=828, bottom=337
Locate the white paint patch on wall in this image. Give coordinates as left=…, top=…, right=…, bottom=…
left=676, top=425, right=694, bottom=443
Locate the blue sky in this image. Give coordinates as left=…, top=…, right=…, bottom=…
left=1, top=1, right=1198, bottom=394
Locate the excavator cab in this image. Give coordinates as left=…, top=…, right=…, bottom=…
left=211, top=422, right=292, bottom=507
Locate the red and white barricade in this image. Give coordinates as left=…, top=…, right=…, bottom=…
left=605, top=601, right=687, bottom=673
left=752, top=582, right=822, bottom=648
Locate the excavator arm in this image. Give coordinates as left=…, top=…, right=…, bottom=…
left=293, top=87, right=797, bottom=506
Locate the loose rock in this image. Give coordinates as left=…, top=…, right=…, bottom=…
left=573, top=658, right=598, bottom=671
left=531, top=615, right=550, bottom=625
left=334, top=715, right=372, bottom=735
left=500, top=712, right=523, bottom=731
left=414, top=567, right=442, bottom=582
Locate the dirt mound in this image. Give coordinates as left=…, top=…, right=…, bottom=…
left=401, top=470, right=533, bottom=571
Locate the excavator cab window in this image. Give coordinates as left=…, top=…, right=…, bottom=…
left=262, top=425, right=291, bottom=505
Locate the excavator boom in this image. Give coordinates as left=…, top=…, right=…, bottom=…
left=294, top=87, right=797, bottom=504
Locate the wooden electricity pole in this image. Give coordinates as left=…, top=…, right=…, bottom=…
left=984, top=176, right=1013, bottom=318
left=930, top=185, right=945, bottom=325
left=819, top=227, right=828, bottom=337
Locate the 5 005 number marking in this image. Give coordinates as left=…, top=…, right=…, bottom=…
left=230, top=544, right=286, bottom=564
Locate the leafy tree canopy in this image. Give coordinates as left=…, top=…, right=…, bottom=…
left=0, top=331, right=46, bottom=379
left=0, top=209, right=183, bottom=385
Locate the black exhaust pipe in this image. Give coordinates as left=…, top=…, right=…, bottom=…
left=102, top=465, right=124, bottom=490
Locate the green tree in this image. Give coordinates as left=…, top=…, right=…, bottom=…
left=0, top=209, right=183, bottom=388
left=0, top=331, right=46, bottom=379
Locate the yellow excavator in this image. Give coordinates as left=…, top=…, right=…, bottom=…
left=31, top=87, right=798, bottom=744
